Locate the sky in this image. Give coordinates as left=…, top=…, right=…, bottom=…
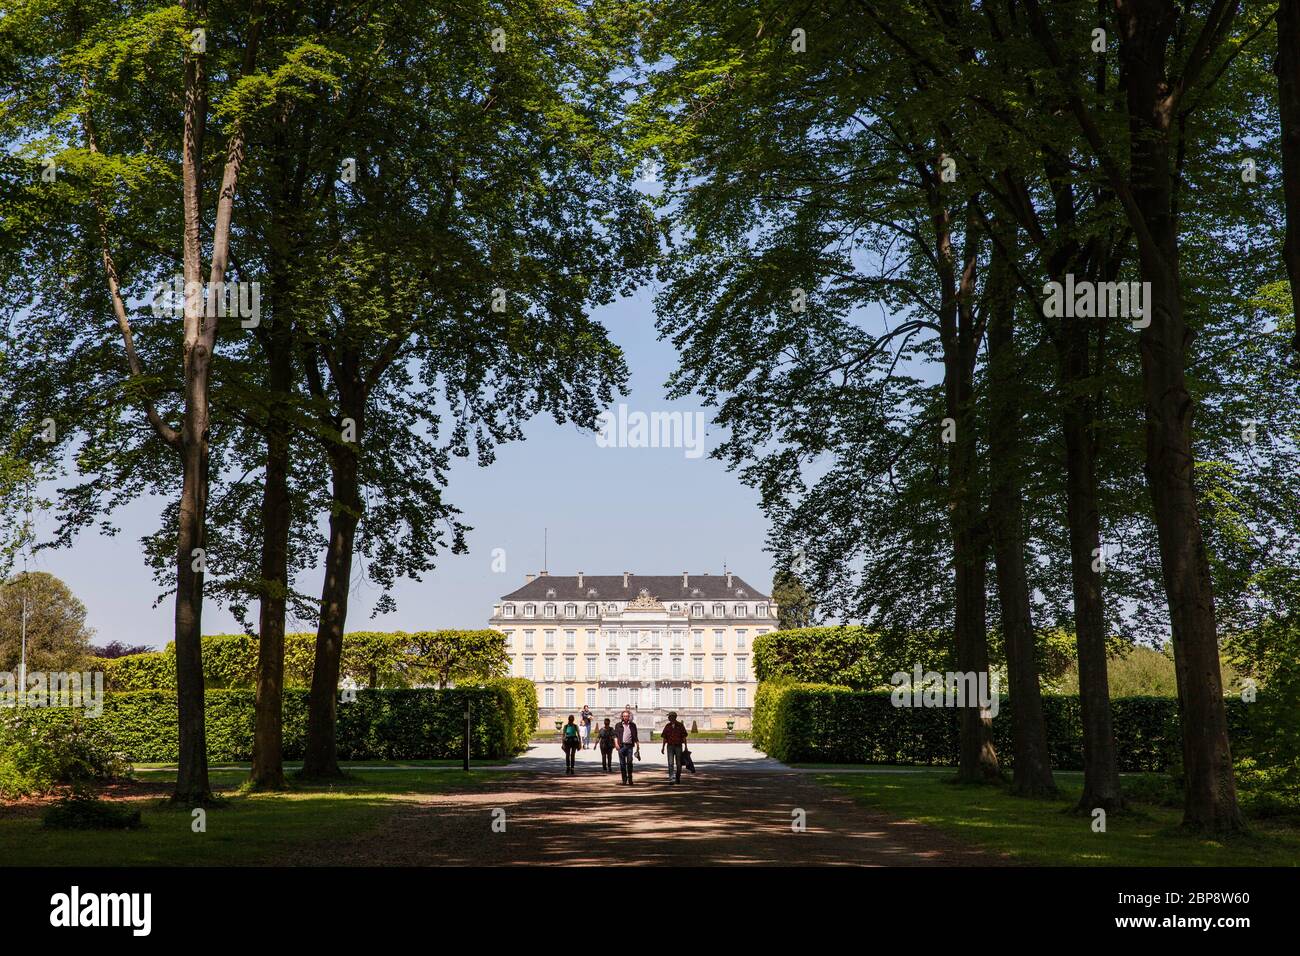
left=25, top=283, right=775, bottom=649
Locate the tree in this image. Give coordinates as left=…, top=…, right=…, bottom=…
left=0, top=572, right=95, bottom=674
left=771, top=570, right=816, bottom=630
left=407, top=630, right=509, bottom=689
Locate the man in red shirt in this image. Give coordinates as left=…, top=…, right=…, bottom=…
left=660, top=710, right=689, bottom=784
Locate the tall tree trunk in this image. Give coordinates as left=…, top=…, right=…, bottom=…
left=301, top=388, right=363, bottom=779
left=1278, top=0, right=1300, bottom=356
left=249, top=323, right=293, bottom=790
left=986, top=229, right=1056, bottom=797
left=1059, top=308, right=1123, bottom=811
left=1117, top=1, right=1242, bottom=831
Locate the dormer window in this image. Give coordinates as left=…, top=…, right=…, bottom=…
left=736, top=589, right=747, bottom=598
left=545, top=588, right=557, bottom=599
left=503, top=604, right=515, bottom=617
left=586, top=588, right=599, bottom=598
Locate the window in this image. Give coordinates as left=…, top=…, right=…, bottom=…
left=693, top=658, right=704, bottom=679
left=755, top=628, right=769, bottom=638
left=545, top=630, right=556, bottom=650
left=565, top=658, right=576, bottom=680
left=544, top=603, right=556, bottom=617
left=503, top=604, right=515, bottom=617
left=736, top=629, right=747, bottom=650
left=650, top=658, right=661, bottom=679
left=524, top=657, right=535, bottom=679
left=585, top=603, right=598, bottom=617
left=607, top=688, right=618, bottom=707
left=651, top=630, right=661, bottom=648
left=713, top=629, right=725, bottom=649
left=565, top=630, right=575, bottom=650
left=523, top=630, right=534, bottom=650
left=524, top=604, right=536, bottom=617
left=586, top=656, right=597, bottom=679
left=756, top=604, right=767, bottom=618
left=692, top=630, right=703, bottom=650
left=736, top=604, right=747, bottom=617
left=565, top=687, right=575, bottom=708
left=586, top=629, right=597, bottom=649
left=544, top=658, right=555, bottom=680
left=544, top=687, right=554, bottom=707
left=607, top=630, right=618, bottom=649
left=651, top=688, right=660, bottom=708
left=607, top=657, right=618, bottom=678
left=586, top=688, right=596, bottom=707
left=693, top=688, right=704, bottom=708
left=672, top=630, right=683, bottom=649
left=712, top=603, right=725, bottom=617
left=736, top=657, right=748, bottom=681
left=629, top=688, right=640, bottom=708
left=714, top=688, right=725, bottom=708
left=605, top=603, right=617, bottom=613
left=672, top=688, right=682, bottom=707
left=565, top=603, right=577, bottom=617
left=737, top=687, right=747, bottom=708
left=691, top=603, right=704, bottom=617
left=672, top=658, right=683, bottom=679
left=713, top=657, right=724, bottom=680
left=629, top=657, right=640, bottom=678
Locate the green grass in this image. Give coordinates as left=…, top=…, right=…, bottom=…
left=0, top=764, right=497, bottom=866
left=821, top=769, right=1300, bottom=866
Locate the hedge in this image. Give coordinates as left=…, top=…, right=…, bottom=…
left=6, top=682, right=537, bottom=762
left=751, top=683, right=1259, bottom=772
left=94, top=631, right=503, bottom=692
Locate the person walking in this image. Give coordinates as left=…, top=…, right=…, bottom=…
left=615, top=709, right=640, bottom=785
left=561, top=714, right=580, bottom=774
left=597, top=717, right=616, bottom=772
left=579, top=704, right=593, bottom=749
left=660, top=710, right=689, bottom=784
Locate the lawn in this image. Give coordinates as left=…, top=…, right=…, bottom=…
left=821, top=768, right=1300, bottom=866
left=0, top=764, right=498, bottom=866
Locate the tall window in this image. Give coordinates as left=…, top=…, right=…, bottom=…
left=736, top=629, right=747, bottom=650
left=672, top=688, right=682, bottom=707
left=650, top=658, right=661, bottom=679
left=651, top=688, right=660, bottom=708
left=714, top=687, right=725, bottom=708
left=607, top=657, right=618, bottom=678
left=672, top=658, right=683, bottom=678
left=693, top=688, right=704, bottom=708
left=692, top=630, right=703, bottom=650
left=586, top=688, right=596, bottom=707
left=713, top=629, right=725, bottom=649
left=545, top=630, right=555, bottom=650
left=565, top=630, right=575, bottom=650
left=565, top=687, right=575, bottom=707
left=630, top=688, right=640, bottom=707
left=586, top=630, right=597, bottom=649
left=693, top=658, right=703, bottom=679
left=524, top=657, right=535, bottom=679
left=607, top=688, right=618, bottom=707
left=565, top=658, right=575, bottom=680
left=544, top=687, right=554, bottom=707
left=713, top=657, right=724, bottom=680
left=629, top=657, right=640, bottom=678
left=544, top=658, right=555, bottom=680
left=736, top=656, right=748, bottom=681
left=672, top=631, right=683, bottom=649
left=524, top=630, right=535, bottom=649
left=586, top=656, right=597, bottom=679
left=607, top=630, right=618, bottom=649
left=737, top=687, right=748, bottom=708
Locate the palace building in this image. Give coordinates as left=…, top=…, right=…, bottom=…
left=489, top=571, right=776, bottom=732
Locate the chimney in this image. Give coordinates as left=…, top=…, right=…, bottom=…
left=623, top=571, right=630, bottom=588
left=726, top=571, right=733, bottom=588
left=682, top=571, right=689, bottom=588
left=525, top=573, right=535, bottom=584
left=578, top=571, right=584, bottom=588
left=539, top=569, right=548, bottom=576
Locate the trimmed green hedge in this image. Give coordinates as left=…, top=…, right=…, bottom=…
left=752, top=683, right=1258, bottom=771
left=9, top=684, right=535, bottom=762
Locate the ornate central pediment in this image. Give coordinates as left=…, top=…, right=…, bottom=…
left=626, top=588, right=665, bottom=611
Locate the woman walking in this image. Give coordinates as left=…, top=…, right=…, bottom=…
left=579, top=704, right=593, bottom=749
left=596, top=717, right=617, bottom=773
left=562, top=714, right=580, bottom=774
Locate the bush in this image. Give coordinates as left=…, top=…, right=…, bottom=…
left=5, top=686, right=535, bottom=763
left=42, top=796, right=143, bottom=830
left=752, top=684, right=1257, bottom=771
left=0, top=712, right=132, bottom=798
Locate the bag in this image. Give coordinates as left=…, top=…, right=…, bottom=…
left=680, top=748, right=696, bottom=773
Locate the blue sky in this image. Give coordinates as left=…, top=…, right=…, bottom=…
left=28, top=283, right=774, bottom=648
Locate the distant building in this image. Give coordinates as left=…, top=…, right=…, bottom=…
left=490, top=571, right=775, bottom=732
